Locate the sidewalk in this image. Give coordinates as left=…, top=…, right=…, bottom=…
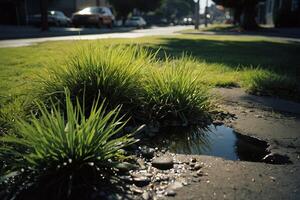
left=182, top=27, right=300, bottom=42
left=0, top=25, right=135, bottom=40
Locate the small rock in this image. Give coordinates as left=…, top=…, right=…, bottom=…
left=137, top=158, right=146, bottom=169
left=269, top=176, right=276, bottom=182
left=139, top=147, right=156, bottom=159
left=142, top=191, right=151, bottom=200
left=119, top=175, right=132, bottom=183
left=193, top=163, right=202, bottom=171
left=152, top=156, right=174, bottom=170
left=192, top=178, right=200, bottom=182
left=190, top=157, right=197, bottom=163
left=143, top=173, right=153, bottom=178
left=168, top=181, right=183, bottom=190
left=255, top=114, right=263, bottom=118
left=130, top=186, right=144, bottom=194
left=165, top=190, right=176, bottom=197
left=262, top=153, right=292, bottom=164
left=189, top=162, right=195, bottom=168
left=132, top=175, right=151, bottom=187
left=197, top=170, right=203, bottom=176
left=115, top=162, right=137, bottom=173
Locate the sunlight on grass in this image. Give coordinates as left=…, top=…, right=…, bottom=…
left=0, top=34, right=299, bottom=115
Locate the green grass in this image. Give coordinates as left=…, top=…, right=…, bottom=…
left=0, top=90, right=137, bottom=199
left=179, top=24, right=238, bottom=33
left=33, top=44, right=212, bottom=125
left=143, top=56, right=212, bottom=124
left=37, top=44, right=152, bottom=120
left=0, top=34, right=299, bottom=112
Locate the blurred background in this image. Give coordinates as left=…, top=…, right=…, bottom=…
left=0, top=0, right=299, bottom=35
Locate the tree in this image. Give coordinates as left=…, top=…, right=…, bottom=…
left=40, top=0, right=48, bottom=31
left=213, top=0, right=264, bottom=30
left=157, top=0, right=195, bottom=22
left=108, top=0, right=162, bottom=20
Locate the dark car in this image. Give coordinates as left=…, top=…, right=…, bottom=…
left=28, top=11, right=71, bottom=27
left=72, top=7, right=114, bottom=28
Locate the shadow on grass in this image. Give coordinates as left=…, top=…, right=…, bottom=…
left=148, top=38, right=300, bottom=72
left=144, top=37, right=300, bottom=100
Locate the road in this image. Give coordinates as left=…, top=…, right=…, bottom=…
left=0, top=26, right=192, bottom=48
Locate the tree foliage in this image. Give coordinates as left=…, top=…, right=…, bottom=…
left=213, top=0, right=264, bottom=30
left=108, top=0, right=162, bottom=19
left=157, top=0, right=195, bottom=21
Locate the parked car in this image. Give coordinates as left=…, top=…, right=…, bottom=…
left=180, top=17, right=193, bottom=25
left=72, top=7, right=114, bottom=28
left=125, top=16, right=147, bottom=28
left=28, top=11, right=71, bottom=27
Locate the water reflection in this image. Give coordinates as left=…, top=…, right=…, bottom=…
left=153, top=125, right=270, bottom=162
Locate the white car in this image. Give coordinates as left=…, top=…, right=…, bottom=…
left=125, top=16, right=147, bottom=28
left=29, top=11, right=71, bottom=27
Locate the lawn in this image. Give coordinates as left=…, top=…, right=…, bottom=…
left=1, top=32, right=300, bottom=199
left=0, top=33, right=299, bottom=106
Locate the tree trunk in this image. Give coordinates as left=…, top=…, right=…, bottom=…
left=233, top=7, right=242, bottom=25
left=195, top=0, right=199, bottom=29
left=240, top=3, right=258, bottom=30
left=40, top=0, right=48, bottom=31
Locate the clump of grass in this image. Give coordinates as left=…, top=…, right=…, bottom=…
left=36, top=44, right=213, bottom=125
left=38, top=44, right=153, bottom=120
left=242, top=69, right=299, bottom=100
left=0, top=97, right=32, bottom=134
left=0, top=90, right=137, bottom=200
left=143, top=56, right=212, bottom=125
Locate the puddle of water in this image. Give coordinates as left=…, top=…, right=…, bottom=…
left=152, top=125, right=270, bottom=162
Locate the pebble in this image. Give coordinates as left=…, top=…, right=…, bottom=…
left=168, top=181, right=183, bottom=190
left=119, top=175, right=132, bottom=182
left=189, top=162, right=195, bottom=168
left=193, top=163, right=202, bottom=171
left=262, top=153, right=291, bottom=164
left=142, top=191, right=151, bottom=200
left=197, top=170, right=203, bottom=176
left=132, top=175, right=151, bottom=187
left=152, top=156, right=174, bottom=170
left=115, top=162, right=137, bottom=173
left=139, top=147, right=156, bottom=159
left=137, top=158, right=146, bottom=169
left=190, top=157, right=197, bottom=163
left=165, top=190, right=176, bottom=197
left=130, top=186, right=144, bottom=194
left=269, top=176, right=276, bottom=182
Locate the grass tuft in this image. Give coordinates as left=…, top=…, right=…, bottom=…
left=37, top=45, right=213, bottom=125
left=0, top=90, right=137, bottom=200
left=38, top=44, right=154, bottom=119
left=242, top=69, right=299, bottom=100
left=143, top=56, right=212, bottom=124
